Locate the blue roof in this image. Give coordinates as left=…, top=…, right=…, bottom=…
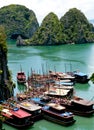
left=31, top=97, right=47, bottom=106
left=56, top=81, right=74, bottom=86
left=74, top=72, right=87, bottom=76
left=43, top=106, right=50, bottom=110
left=31, top=97, right=40, bottom=102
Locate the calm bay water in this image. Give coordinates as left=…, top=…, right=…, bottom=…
left=3, top=40, right=94, bottom=130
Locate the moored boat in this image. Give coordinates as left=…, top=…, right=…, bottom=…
left=73, top=71, right=89, bottom=83
left=31, top=96, right=52, bottom=107
left=44, top=86, right=73, bottom=98
left=1, top=107, right=34, bottom=129
left=55, top=80, right=74, bottom=86
left=60, top=96, right=94, bottom=117
left=49, top=70, right=75, bottom=82
left=17, top=101, right=42, bottom=121
left=17, top=71, right=26, bottom=84
left=42, top=103, right=76, bottom=126
left=17, top=93, right=30, bottom=101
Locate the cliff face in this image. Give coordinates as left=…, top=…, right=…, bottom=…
left=0, top=4, right=39, bottom=39
left=25, top=8, right=94, bottom=45
left=0, top=26, right=14, bottom=101
left=0, top=5, right=94, bottom=45
left=60, top=8, right=94, bottom=44
left=25, top=12, right=64, bottom=45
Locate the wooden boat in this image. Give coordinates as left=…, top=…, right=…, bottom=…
left=44, top=87, right=73, bottom=98
left=17, top=101, right=42, bottom=121
left=53, top=85, right=74, bottom=99
left=17, top=71, right=26, bottom=84
left=60, top=96, right=94, bottom=117
left=31, top=96, right=52, bottom=107
left=1, top=107, right=34, bottom=129
left=17, top=93, right=30, bottom=101
left=49, top=71, right=75, bottom=82
left=42, top=103, right=76, bottom=126
left=55, top=80, right=74, bottom=86
left=73, top=71, right=89, bottom=83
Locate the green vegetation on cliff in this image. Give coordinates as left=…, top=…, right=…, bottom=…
left=90, top=73, right=94, bottom=83
left=25, top=8, right=94, bottom=45
left=25, top=12, right=65, bottom=45
left=0, top=26, right=15, bottom=101
left=0, top=4, right=39, bottom=39
left=0, top=26, right=7, bottom=53
left=60, top=8, right=94, bottom=44
left=0, top=5, right=94, bottom=45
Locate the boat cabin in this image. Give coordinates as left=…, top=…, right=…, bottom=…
left=18, top=101, right=42, bottom=121
left=71, top=98, right=94, bottom=111
left=73, top=71, right=89, bottom=83
left=47, top=103, right=66, bottom=113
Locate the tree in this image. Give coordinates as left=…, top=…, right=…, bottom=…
left=0, top=25, right=7, bottom=53
left=90, top=73, right=94, bottom=83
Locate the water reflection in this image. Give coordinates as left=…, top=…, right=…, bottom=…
left=17, top=83, right=26, bottom=93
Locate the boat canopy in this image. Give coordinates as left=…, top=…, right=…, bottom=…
left=74, top=72, right=87, bottom=76
left=10, top=109, right=31, bottom=118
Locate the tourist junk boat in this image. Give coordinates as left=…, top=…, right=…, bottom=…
left=31, top=96, right=52, bottom=107
left=55, top=79, right=74, bottom=86
left=17, top=101, right=42, bottom=121
left=17, top=93, right=30, bottom=101
left=1, top=107, right=34, bottom=129
left=49, top=70, right=75, bottom=83
left=44, top=86, right=73, bottom=99
left=60, top=96, right=94, bottom=117
left=42, top=103, right=76, bottom=126
left=17, top=71, right=26, bottom=84
left=17, top=65, right=26, bottom=84
left=73, top=71, right=89, bottom=83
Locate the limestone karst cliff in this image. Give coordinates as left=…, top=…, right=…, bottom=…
left=0, top=26, right=14, bottom=101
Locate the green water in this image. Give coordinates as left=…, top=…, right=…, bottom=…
left=4, top=40, right=94, bottom=130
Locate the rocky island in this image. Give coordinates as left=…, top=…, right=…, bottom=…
left=0, top=5, right=94, bottom=46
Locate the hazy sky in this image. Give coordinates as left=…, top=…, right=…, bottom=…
left=0, top=0, right=94, bottom=23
